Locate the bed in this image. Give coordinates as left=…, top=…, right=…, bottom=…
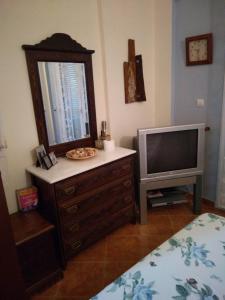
left=91, top=213, right=225, bottom=299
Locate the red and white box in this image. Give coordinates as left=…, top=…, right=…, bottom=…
left=16, top=186, right=38, bottom=212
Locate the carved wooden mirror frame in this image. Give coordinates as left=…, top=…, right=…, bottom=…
left=22, top=33, right=97, bottom=156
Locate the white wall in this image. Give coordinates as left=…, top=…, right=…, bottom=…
left=154, top=0, right=172, bottom=126
left=0, top=0, right=172, bottom=213
left=99, top=0, right=155, bottom=148
left=99, top=0, right=172, bottom=147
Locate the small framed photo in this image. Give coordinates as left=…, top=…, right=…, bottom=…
left=41, top=154, right=53, bottom=170
left=49, top=151, right=57, bottom=165
left=41, top=154, right=52, bottom=170
left=35, top=144, right=47, bottom=168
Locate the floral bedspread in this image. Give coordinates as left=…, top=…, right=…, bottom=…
left=91, top=213, right=225, bottom=300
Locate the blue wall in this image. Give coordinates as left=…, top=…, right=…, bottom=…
left=172, top=0, right=211, bottom=125
left=172, top=0, right=225, bottom=201
left=205, top=0, right=225, bottom=200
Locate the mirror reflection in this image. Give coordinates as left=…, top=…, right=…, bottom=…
left=38, top=62, right=90, bottom=146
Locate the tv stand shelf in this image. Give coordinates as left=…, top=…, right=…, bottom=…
left=139, top=175, right=202, bottom=224
left=148, top=188, right=187, bottom=207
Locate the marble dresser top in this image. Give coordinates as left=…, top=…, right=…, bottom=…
left=26, top=147, right=136, bottom=184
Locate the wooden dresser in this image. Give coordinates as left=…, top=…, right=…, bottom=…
left=27, top=147, right=136, bottom=266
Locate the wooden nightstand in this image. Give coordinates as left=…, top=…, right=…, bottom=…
left=10, top=210, right=63, bottom=295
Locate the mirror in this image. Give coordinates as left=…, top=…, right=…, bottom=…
left=22, top=33, right=97, bottom=156
left=38, top=61, right=90, bottom=146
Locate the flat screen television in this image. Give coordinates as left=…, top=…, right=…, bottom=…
left=137, top=124, right=205, bottom=182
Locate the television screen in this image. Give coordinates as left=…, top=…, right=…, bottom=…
left=146, top=129, right=198, bottom=174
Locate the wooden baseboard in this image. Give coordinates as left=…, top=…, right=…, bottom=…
left=26, top=269, right=63, bottom=296
left=202, top=197, right=214, bottom=206
left=186, top=193, right=214, bottom=207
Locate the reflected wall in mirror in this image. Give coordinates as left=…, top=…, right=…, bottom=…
left=22, top=33, right=97, bottom=156
left=38, top=61, right=90, bottom=146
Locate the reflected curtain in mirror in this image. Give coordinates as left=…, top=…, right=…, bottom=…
left=38, top=62, right=90, bottom=146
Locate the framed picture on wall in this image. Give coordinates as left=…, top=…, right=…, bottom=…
left=185, top=33, right=213, bottom=66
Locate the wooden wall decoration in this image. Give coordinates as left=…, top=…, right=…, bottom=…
left=123, top=39, right=146, bottom=103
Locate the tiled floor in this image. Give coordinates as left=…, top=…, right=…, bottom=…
left=32, top=199, right=225, bottom=300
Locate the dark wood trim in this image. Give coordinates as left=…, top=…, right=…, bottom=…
left=10, top=210, right=55, bottom=246
left=22, top=33, right=94, bottom=54
left=0, top=173, right=28, bottom=300
left=135, top=55, right=146, bottom=102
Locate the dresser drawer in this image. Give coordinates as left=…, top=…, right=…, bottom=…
left=58, top=176, right=133, bottom=224
left=61, top=190, right=134, bottom=241
left=55, top=156, right=133, bottom=201
left=63, top=205, right=134, bottom=258
left=107, top=205, right=134, bottom=231
left=63, top=219, right=107, bottom=259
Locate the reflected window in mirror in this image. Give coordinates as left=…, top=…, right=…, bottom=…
left=38, top=62, right=90, bottom=145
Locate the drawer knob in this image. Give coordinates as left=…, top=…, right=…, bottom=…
left=125, top=210, right=132, bottom=217
left=122, top=164, right=131, bottom=171
left=123, top=180, right=132, bottom=188
left=124, top=196, right=132, bottom=203
left=71, top=240, right=82, bottom=250
left=64, top=186, right=76, bottom=196
left=68, top=223, right=79, bottom=232
left=66, top=204, right=78, bottom=214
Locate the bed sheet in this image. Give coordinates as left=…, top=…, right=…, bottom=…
left=91, top=213, right=225, bottom=300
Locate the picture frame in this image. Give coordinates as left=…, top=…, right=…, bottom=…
left=49, top=151, right=57, bottom=165
left=185, top=33, right=213, bottom=66
left=35, top=144, right=47, bottom=168
left=41, top=154, right=53, bottom=170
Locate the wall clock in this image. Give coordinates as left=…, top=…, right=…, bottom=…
left=185, top=33, right=213, bottom=66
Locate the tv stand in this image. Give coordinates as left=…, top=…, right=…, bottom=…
left=139, top=175, right=202, bottom=224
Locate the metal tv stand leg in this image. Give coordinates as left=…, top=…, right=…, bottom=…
left=139, top=175, right=202, bottom=225
left=193, top=175, right=202, bottom=214
left=140, top=183, right=148, bottom=224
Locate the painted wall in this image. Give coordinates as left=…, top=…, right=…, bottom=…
left=172, top=0, right=225, bottom=201
left=100, top=0, right=155, bottom=148
left=205, top=0, right=225, bottom=201
left=154, top=0, right=172, bottom=126
left=0, top=0, right=172, bottom=213
left=0, top=0, right=107, bottom=213
left=172, top=0, right=211, bottom=125
left=99, top=0, right=172, bottom=148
